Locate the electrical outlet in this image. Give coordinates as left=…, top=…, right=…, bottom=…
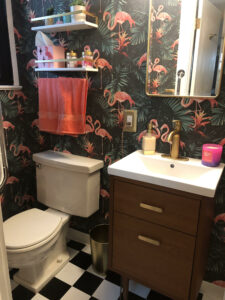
left=123, top=109, right=137, bottom=132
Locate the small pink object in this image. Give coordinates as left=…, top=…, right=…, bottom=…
left=202, top=144, right=223, bottom=167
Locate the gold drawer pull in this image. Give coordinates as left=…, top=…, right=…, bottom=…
left=138, top=235, right=160, bottom=247
left=140, top=203, right=163, bottom=213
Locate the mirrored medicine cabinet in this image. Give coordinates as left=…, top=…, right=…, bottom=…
left=146, top=0, right=225, bottom=98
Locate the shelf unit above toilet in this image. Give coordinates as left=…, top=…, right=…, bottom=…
left=31, top=10, right=98, bottom=73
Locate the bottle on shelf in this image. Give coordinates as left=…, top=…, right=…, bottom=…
left=66, top=51, right=71, bottom=68
left=69, top=51, right=78, bottom=68
left=82, top=50, right=93, bottom=68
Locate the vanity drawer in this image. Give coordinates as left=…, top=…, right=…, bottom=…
left=114, top=180, right=200, bottom=235
left=112, top=212, right=195, bottom=300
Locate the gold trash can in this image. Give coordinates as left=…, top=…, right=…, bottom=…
left=90, top=224, right=109, bottom=275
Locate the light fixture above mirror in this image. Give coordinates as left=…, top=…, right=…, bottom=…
left=146, top=0, right=225, bottom=98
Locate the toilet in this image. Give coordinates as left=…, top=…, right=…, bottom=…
left=3, top=151, right=103, bottom=293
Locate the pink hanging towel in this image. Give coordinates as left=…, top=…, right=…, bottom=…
left=38, top=77, right=88, bottom=135
left=38, top=78, right=59, bottom=134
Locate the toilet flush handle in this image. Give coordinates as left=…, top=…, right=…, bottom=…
left=36, top=163, right=42, bottom=169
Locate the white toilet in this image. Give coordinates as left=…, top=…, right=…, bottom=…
left=3, top=151, right=103, bottom=292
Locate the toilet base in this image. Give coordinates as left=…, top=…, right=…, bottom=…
left=14, top=251, right=70, bottom=293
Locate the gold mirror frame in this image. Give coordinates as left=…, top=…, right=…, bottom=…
left=145, top=0, right=225, bottom=99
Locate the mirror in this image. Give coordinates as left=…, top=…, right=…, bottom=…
left=146, top=0, right=225, bottom=98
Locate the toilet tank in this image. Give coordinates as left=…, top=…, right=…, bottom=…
left=33, top=151, right=104, bottom=218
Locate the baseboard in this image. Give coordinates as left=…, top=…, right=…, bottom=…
left=67, top=227, right=90, bottom=245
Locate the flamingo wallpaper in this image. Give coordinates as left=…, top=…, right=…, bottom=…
left=1, top=0, right=225, bottom=286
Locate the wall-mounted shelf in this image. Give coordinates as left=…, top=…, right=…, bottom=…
left=31, top=21, right=98, bottom=33
left=35, top=67, right=98, bottom=72
left=31, top=11, right=98, bottom=32
left=0, top=85, right=22, bottom=91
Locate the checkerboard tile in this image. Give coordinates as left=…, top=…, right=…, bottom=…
left=10, top=238, right=205, bottom=300
left=70, top=251, right=92, bottom=270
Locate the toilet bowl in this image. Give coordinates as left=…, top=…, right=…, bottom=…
left=4, top=208, right=70, bottom=292
left=3, top=151, right=103, bottom=292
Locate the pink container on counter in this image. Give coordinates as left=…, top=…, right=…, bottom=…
left=202, top=144, right=223, bottom=167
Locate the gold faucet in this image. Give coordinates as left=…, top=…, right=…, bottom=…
left=162, top=120, right=188, bottom=161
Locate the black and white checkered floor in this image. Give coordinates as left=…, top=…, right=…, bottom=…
left=10, top=239, right=205, bottom=300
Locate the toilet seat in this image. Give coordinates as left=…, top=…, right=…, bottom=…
left=4, top=208, right=62, bottom=250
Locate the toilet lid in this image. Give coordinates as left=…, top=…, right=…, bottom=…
left=3, top=208, right=62, bottom=249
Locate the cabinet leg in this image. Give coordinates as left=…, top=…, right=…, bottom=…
left=121, top=276, right=129, bottom=300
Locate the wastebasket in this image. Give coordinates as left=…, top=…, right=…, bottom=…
left=90, top=224, right=109, bottom=275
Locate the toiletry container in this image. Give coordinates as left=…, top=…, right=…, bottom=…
left=142, top=122, right=156, bottom=155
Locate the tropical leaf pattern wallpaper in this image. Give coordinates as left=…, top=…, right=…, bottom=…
left=1, top=0, right=225, bottom=285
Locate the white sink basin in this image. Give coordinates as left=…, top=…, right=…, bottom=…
left=108, top=150, right=224, bottom=197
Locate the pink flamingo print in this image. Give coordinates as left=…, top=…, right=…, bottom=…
left=6, top=176, right=19, bottom=184
left=0, top=194, right=4, bottom=204
left=17, top=103, right=24, bottom=115
left=212, top=281, right=225, bottom=288
left=171, top=39, right=179, bottom=50
left=3, top=121, right=15, bottom=130
left=53, top=147, right=71, bottom=154
left=161, top=124, right=185, bottom=148
left=94, top=120, right=112, bottom=155
left=100, top=189, right=110, bottom=198
left=14, top=27, right=22, bottom=40
left=85, top=115, right=94, bottom=134
left=160, top=124, right=170, bottom=142
left=137, top=119, right=161, bottom=142
left=104, top=90, right=135, bottom=108
left=8, top=90, right=27, bottom=101
left=152, top=58, right=168, bottom=77
left=85, top=0, right=92, bottom=11
left=104, top=155, right=112, bottom=165
left=214, top=213, right=225, bottom=223
left=219, top=138, right=225, bottom=146
left=15, top=194, right=35, bottom=206
left=155, top=28, right=163, bottom=43
left=93, top=49, right=112, bottom=89
left=31, top=119, right=39, bottom=128
left=10, top=144, right=31, bottom=156
left=26, top=59, right=38, bottom=70
left=37, top=134, right=45, bottom=145
left=103, top=11, right=135, bottom=35
left=181, top=98, right=218, bottom=110
left=137, top=53, right=147, bottom=68
left=156, top=5, right=172, bottom=22
left=149, top=57, right=160, bottom=73
left=137, top=130, right=148, bottom=143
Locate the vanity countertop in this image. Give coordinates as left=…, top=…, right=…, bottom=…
left=108, top=150, right=225, bottom=197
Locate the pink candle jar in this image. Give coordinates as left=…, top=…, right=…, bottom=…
left=202, top=144, right=223, bottom=167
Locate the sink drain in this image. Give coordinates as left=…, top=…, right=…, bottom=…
left=170, top=164, right=175, bottom=168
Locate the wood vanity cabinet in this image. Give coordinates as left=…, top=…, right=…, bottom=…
left=108, top=176, right=215, bottom=300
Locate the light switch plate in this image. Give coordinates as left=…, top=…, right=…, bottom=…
left=123, top=109, right=137, bottom=132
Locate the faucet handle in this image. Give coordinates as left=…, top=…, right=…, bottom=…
left=172, top=120, right=181, bottom=131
